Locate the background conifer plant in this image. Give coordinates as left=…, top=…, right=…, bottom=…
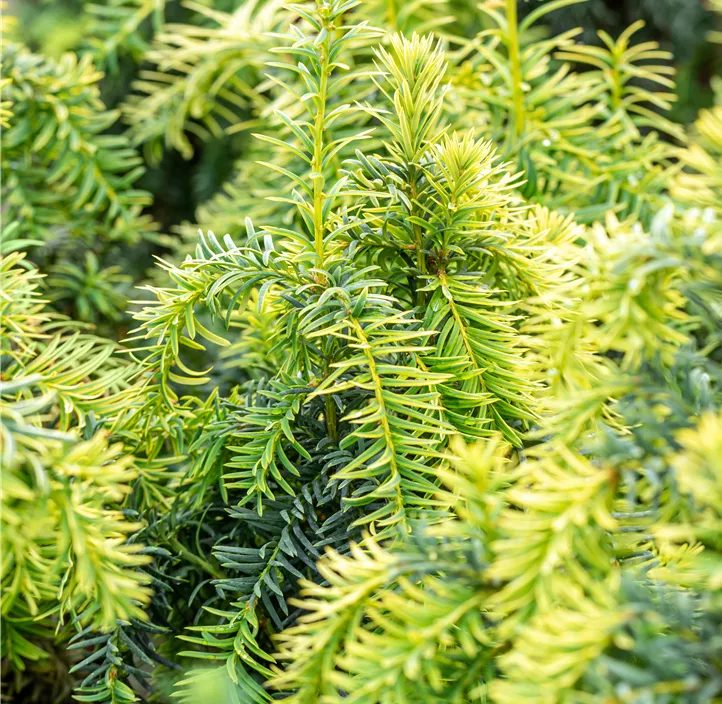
left=2, top=0, right=722, bottom=703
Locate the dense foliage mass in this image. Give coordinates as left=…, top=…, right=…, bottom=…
left=2, top=1, right=722, bottom=703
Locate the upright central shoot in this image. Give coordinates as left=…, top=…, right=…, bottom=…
left=254, top=0, right=388, bottom=269
left=309, top=3, right=333, bottom=260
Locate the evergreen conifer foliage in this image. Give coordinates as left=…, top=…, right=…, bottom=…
left=0, top=33, right=159, bottom=325
left=274, top=201, right=722, bottom=702
left=2, top=1, right=722, bottom=703
left=1, top=41, right=156, bottom=249
left=0, top=253, right=153, bottom=683
left=125, top=2, right=576, bottom=698
left=451, top=0, right=683, bottom=224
